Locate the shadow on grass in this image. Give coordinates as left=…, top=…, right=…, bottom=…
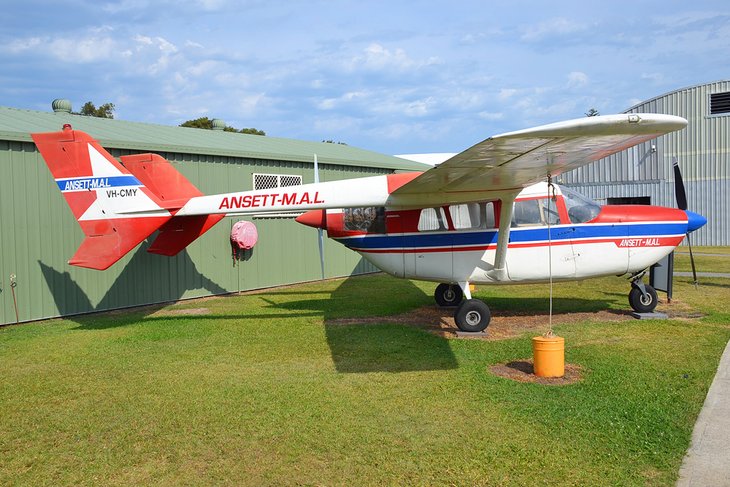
left=39, top=243, right=228, bottom=330
left=322, top=277, right=458, bottom=373
left=259, top=275, right=458, bottom=373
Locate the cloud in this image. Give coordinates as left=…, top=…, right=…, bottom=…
left=4, top=29, right=118, bottom=63
left=520, top=17, right=588, bottom=42
left=498, top=88, right=518, bottom=100
left=567, top=71, right=589, bottom=88
left=478, top=111, right=504, bottom=121
left=348, top=43, right=440, bottom=72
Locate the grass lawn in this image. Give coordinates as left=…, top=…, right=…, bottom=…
left=1, top=269, right=729, bottom=486
left=674, top=246, right=730, bottom=274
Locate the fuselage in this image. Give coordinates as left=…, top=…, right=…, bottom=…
left=300, top=182, right=694, bottom=285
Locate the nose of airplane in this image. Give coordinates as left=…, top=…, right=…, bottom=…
left=685, top=210, right=707, bottom=233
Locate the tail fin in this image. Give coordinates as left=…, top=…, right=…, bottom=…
left=32, top=126, right=172, bottom=270
left=120, top=153, right=225, bottom=256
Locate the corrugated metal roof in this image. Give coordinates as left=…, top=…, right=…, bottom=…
left=0, top=105, right=429, bottom=171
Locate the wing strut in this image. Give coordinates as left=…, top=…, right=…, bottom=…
left=489, top=192, right=519, bottom=281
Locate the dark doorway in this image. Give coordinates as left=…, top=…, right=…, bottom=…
left=607, top=196, right=651, bottom=205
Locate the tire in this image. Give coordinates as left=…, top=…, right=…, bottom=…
left=454, top=299, right=491, bottom=332
left=434, top=283, right=464, bottom=307
left=629, top=284, right=658, bottom=313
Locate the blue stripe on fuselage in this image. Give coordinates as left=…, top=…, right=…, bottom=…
left=336, top=222, right=687, bottom=250
left=57, top=175, right=141, bottom=192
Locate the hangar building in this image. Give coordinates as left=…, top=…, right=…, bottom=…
left=559, top=80, right=729, bottom=246
left=0, top=101, right=426, bottom=325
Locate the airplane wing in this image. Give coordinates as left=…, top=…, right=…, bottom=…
left=389, top=114, right=687, bottom=205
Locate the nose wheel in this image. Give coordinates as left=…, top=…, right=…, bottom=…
left=434, top=283, right=464, bottom=307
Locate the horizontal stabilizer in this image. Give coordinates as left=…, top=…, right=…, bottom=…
left=71, top=217, right=170, bottom=270
left=147, top=214, right=226, bottom=256
left=121, top=153, right=225, bottom=255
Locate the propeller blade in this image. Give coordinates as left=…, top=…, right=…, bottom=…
left=673, top=159, right=688, bottom=211
left=686, top=233, right=699, bottom=288
left=314, top=154, right=325, bottom=279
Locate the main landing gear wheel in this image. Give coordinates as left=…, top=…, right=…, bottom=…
left=454, top=299, right=491, bottom=333
left=629, top=284, right=658, bottom=313
left=434, top=283, right=464, bottom=307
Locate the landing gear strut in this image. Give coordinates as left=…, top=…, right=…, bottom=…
left=435, top=282, right=491, bottom=332
left=628, top=272, right=658, bottom=313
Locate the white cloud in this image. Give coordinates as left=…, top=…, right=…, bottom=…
left=5, top=37, right=43, bottom=53
left=238, top=93, right=271, bottom=116
left=348, top=43, right=440, bottom=72
left=478, top=111, right=504, bottom=121
left=640, top=72, right=664, bottom=84
left=567, top=71, right=589, bottom=88
left=521, top=17, right=587, bottom=42
left=404, top=97, right=435, bottom=117
left=498, top=88, right=518, bottom=100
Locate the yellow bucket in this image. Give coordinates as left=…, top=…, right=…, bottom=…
left=532, top=335, right=565, bottom=378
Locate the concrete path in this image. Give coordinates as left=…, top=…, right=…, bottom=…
left=675, top=252, right=729, bottom=258
left=677, top=339, right=730, bottom=486
left=674, top=272, right=730, bottom=279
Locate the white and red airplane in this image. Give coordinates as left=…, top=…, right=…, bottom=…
left=32, top=114, right=706, bottom=332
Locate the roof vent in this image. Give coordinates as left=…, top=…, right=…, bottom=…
left=52, top=99, right=72, bottom=114
left=211, top=118, right=226, bottom=131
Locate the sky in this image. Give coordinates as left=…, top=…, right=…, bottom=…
left=1, top=0, right=729, bottom=155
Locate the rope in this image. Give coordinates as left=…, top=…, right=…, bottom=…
left=545, top=176, right=555, bottom=337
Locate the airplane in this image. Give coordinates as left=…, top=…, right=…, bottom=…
left=31, top=114, right=707, bottom=333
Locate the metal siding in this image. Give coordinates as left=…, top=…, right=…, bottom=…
left=565, top=80, right=730, bottom=245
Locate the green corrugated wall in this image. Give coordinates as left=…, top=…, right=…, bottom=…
left=0, top=140, right=384, bottom=325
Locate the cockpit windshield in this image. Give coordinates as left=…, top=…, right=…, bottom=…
left=560, top=185, right=601, bottom=223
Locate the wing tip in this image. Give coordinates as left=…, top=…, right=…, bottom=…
left=495, top=113, right=688, bottom=139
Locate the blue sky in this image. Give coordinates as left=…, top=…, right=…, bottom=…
left=1, top=0, right=728, bottom=154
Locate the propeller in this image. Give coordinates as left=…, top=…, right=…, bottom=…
left=314, top=154, right=325, bottom=280
left=673, top=159, right=698, bottom=287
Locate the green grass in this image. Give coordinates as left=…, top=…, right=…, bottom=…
left=674, top=246, right=730, bottom=274
left=1, top=271, right=729, bottom=486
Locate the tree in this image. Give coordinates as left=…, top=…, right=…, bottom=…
left=180, top=117, right=215, bottom=129
left=78, top=101, right=115, bottom=118
left=180, top=117, right=265, bottom=135
left=585, top=108, right=600, bottom=117
left=239, top=127, right=266, bottom=136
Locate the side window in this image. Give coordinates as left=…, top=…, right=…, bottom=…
left=542, top=198, right=561, bottom=225
left=448, top=202, right=497, bottom=230
left=512, top=198, right=561, bottom=227
left=483, top=202, right=496, bottom=229
left=344, top=207, right=386, bottom=233
left=449, top=203, right=481, bottom=229
left=418, top=207, right=448, bottom=231
left=512, top=200, right=542, bottom=226
left=561, top=185, right=601, bottom=223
